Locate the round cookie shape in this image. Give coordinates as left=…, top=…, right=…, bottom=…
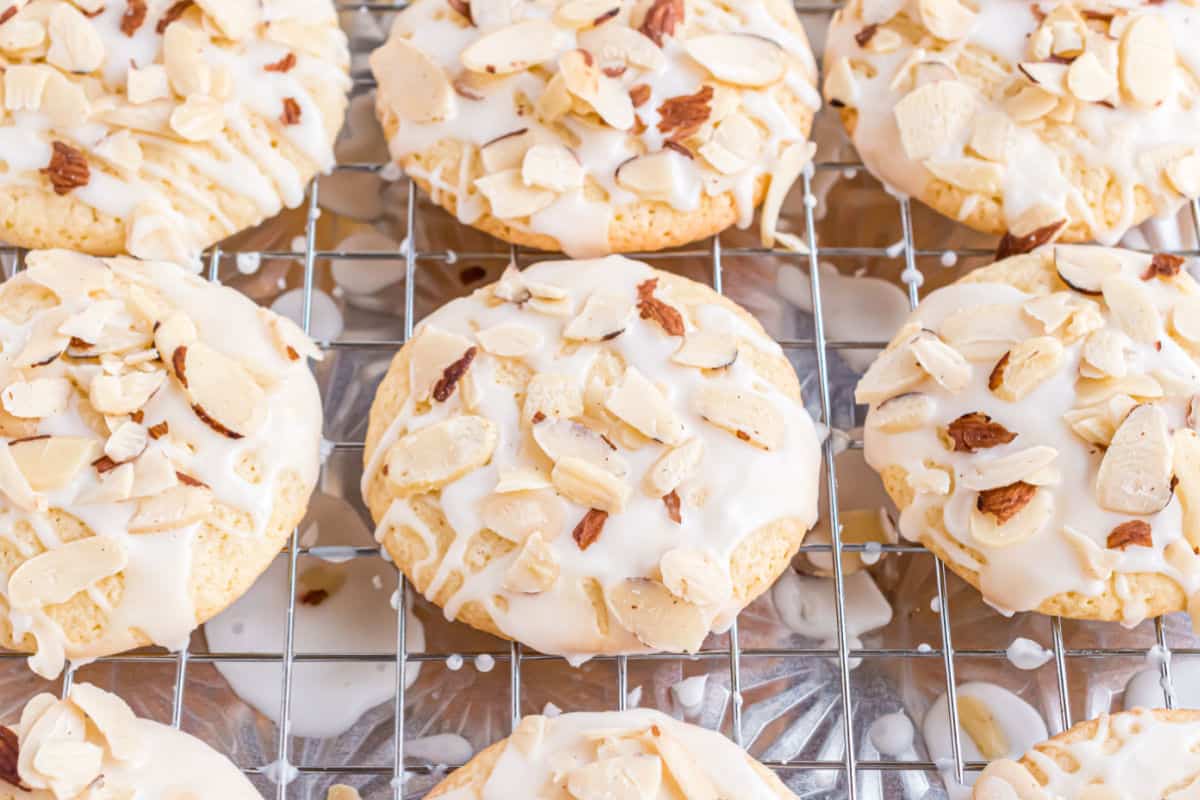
left=823, top=0, right=1200, bottom=246
left=974, top=708, right=1200, bottom=799
left=0, top=0, right=350, bottom=263
left=368, top=0, right=820, bottom=258
left=0, top=682, right=261, bottom=798
left=362, top=255, right=820, bottom=657
left=425, top=709, right=796, bottom=799
left=858, top=245, right=1200, bottom=626
left=0, top=249, right=323, bottom=678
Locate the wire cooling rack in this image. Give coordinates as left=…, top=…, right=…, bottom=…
left=3, top=2, right=1200, bottom=798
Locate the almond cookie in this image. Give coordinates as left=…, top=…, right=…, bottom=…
left=0, top=0, right=350, bottom=263
left=362, top=255, right=820, bottom=656
left=974, top=708, right=1200, bottom=799
left=824, top=0, right=1200, bottom=246
left=369, top=0, right=819, bottom=258
left=0, top=249, right=322, bottom=678
left=425, top=709, right=797, bottom=799
left=0, top=682, right=260, bottom=798
left=858, top=245, right=1200, bottom=626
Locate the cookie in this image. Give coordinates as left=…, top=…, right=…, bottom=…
left=369, top=0, right=819, bottom=258
left=362, top=255, right=820, bottom=656
left=974, top=708, right=1200, bottom=799
left=425, top=709, right=796, bottom=799
left=0, top=682, right=260, bottom=798
left=0, top=249, right=323, bottom=678
left=0, top=0, right=350, bottom=263
left=823, top=0, right=1200, bottom=246
left=858, top=244, right=1200, bottom=626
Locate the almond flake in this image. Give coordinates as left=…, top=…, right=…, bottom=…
left=968, top=111, right=1011, bottom=162
left=104, top=421, right=146, bottom=463
left=68, top=683, right=142, bottom=763
left=1102, top=275, right=1163, bottom=344
left=128, top=484, right=211, bottom=532
left=940, top=304, right=1032, bottom=360
left=1165, top=154, right=1200, bottom=197
left=33, top=739, right=103, bottom=796
left=1024, top=292, right=1102, bottom=339
left=644, top=438, right=703, bottom=497
left=1096, top=403, right=1173, bottom=514
left=960, top=445, right=1058, bottom=491
left=855, top=340, right=926, bottom=405
left=975, top=480, right=1036, bottom=524
left=385, top=415, right=498, bottom=494
left=918, top=0, right=976, bottom=40
left=559, top=48, right=634, bottom=129
left=510, top=715, right=546, bottom=757
left=869, top=393, right=935, bottom=432
left=554, top=0, right=620, bottom=29
left=408, top=325, right=475, bottom=403
left=533, top=419, right=629, bottom=476
left=910, top=331, right=970, bottom=391
left=260, top=308, right=322, bottom=363
left=684, top=33, right=785, bottom=88
left=480, top=129, right=535, bottom=173
left=892, top=80, right=976, bottom=161
left=1173, top=297, right=1200, bottom=345
left=87, top=371, right=164, bottom=416
left=616, top=150, right=687, bottom=202
left=1005, top=84, right=1058, bottom=122
left=504, top=531, right=560, bottom=592
left=924, top=157, right=1003, bottom=194
left=461, top=20, right=568, bottom=75
left=523, top=373, right=583, bottom=422
left=1018, top=61, right=1068, bottom=96
left=638, top=0, right=682, bottom=46
left=477, top=322, right=543, bottom=357
left=564, top=292, right=635, bottom=341
left=1, top=378, right=71, bottom=419
left=7, top=536, right=127, bottom=610
left=370, top=36, right=457, bottom=123
left=824, top=56, right=858, bottom=108
left=10, top=436, right=96, bottom=492
left=670, top=330, right=737, bottom=369
left=946, top=412, right=1016, bottom=452
left=1081, top=329, right=1130, bottom=379
left=553, top=456, right=630, bottom=513
left=178, top=343, right=266, bottom=438
left=1119, top=14, right=1173, bottom=108
left=608, top=577, right=707, bottom=652
left=475, top=168, right=556, bottom=219
left=1107, top=520, right=1152, bottom=550
left=604, top=367, right=686, bottom=446
left=481, top=489, right=564, bottom=543
left=1054, top=245, right=1122, bottom=294
left=989, top=336, right=1064, bottom=401
left=692, top=384, right=783, bottom=450
left=494, top=466, right=551, bottom=493
left=432, top=347, right=476, bottom=403
left=567, top=754, right=663, bottom=800
left=1144, top=253, right=1184, bottom=281
left=521, top=143, right=583, bottom=192
left=41, top=141, right=89, bottom=195
left=969, top=483, right=1051, bottom=547
left=1066, top=51, right=1115, bottom=102
left=46, top=4, right=104, bottom=74
left=635, top=278, right=685, bottom=336
left=660, top=548, right=730, bottom=607
left=571, top=507, right=608, bottom=549
left=129, top=448, right=178, bottom=498
left=169, top=94, right=224, bottom=141
left=577, top=24, right=665, bottom=72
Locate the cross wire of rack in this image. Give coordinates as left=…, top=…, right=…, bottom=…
left=1, top=1, right=1199, bottom=798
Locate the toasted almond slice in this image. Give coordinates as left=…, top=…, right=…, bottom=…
left=1166, top=154, right=1200, bottom=197
left=386, top=415, right=498, bottom=494
left=1081, top=329, right=1130, bottom=379
left=893, top=80, right=976, bottom=161
left=1063, top=525, right=1119, bottom=580
left=671, top=331, right=737, bottom=369
left=605, top=367, right=686, bottom=446
left=14, top=312, right=70, bottom=369
left=68, top=683, right=142, bottom=762
left=969, top=484, right=1051, bottom=547
left=554, top=0, right=620, bottom=28
left=918, top=0, right=976, bottom=40
left=77, top=461, right=134, bottom=505
left=692, top=384, right=783, bottom=450
left=684, top=33, right=786, bottom=88
left=461, top=20, right=569, bottom=75
left=7, top=536, right=127, bottom=610
left=523, top=373, right=584, bottom=422
left=644, top=726, right=721, bottom=799
left=567, top=754, right=663, bottom=800
left=128, top=484, right=213, bottom=532
left=1102, top=275, right=1163, bottom=344
left=990, top=336, right=1064, bottom=402
left=494, top=466, right=552, bottom=493
left=103, top=421, right=146, bottom=463
left=88, top=371, right=165, bottom=416
left=968, top=111, right=1011, bottom=162
left=1174, top=297, right=1200, bottom=345
left=153, top=311, right=197, bottom=367
left=1078, top=374, right=1163, bottom=407
left=616, top=150, right=687, bottom=203
left=552, top=455, right=630, bottom=513
left=370, top=36, right=457, bottom=123
left=1019, top=61, right=1068, bottom=96
left=178, top=343, right=266, bottom=439
left=1066, top=51, right=1116, bottom=103
left=129, top=448, right=178, bottom=498
left=823, top=55, right=858, bottom=108
left=408, top=325, right=476, bottom=403
left=710, top=111, right=762, bottom=162
left=521, top=144, right=584, bottom=192
left=1063, top=394, right=1135, bottom=447
left=475, top=169, right=557, bottom=219
left=959, top=445, right=1058, bottom=491
left=924, top=157, right=1003, bottom=194
left=33, top=738, right=103, bottom=796
left=533, top=419, right=629, bottom=476
left=564, top=292, right=635, bottom=342
left=957, top=695, right=1010, bottom=760
left=578, top=23, right=665, bottom=71
left=535, top=72, right=573, bottom=122
left=261, top=309, right=322, bottom=363
left=480, top=129, right=536, bottom=173
left=559, top=48, right=634, bottom=129
left=1023, top=292, right=1101, bottom=339
left=869, top=393, right=935, bottom=433
left=503, top=531, right=560, bottom=593
left=1005, top=84, right=1058, bottom=122
left=909, top=331, right=970, bottom=391
left=1054, top=246, right=1122, bottom=295
left=2, top=377, right=71, bottom=419
left=939, top=304, right=1031, bottom=361
left=760, top=140, right=813, bottom=248
left=477, top=322, right=543, bottom=357
left=481, top=489, right=565, bottom=543
left=1119, top=14, right=1174, bottom=108
left=855, top=341, right=925, bottom=404
left=608, top=577, right=708, bottom=652
left=10, top=436, right=97, bottom=492
left=1096, top=403, right=1173, bottom=514
left=659, top=548, right=731, bottom=607
left=644, top=438, right=703, bottom=497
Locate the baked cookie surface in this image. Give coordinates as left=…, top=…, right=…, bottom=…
left=362, top=255, right=820, bottom=656
left=425, top=709, right=796, bottom=800
left=0, top=682, right=261, bottom=799
left=859, top=245, right=1200, bottom=625
left=0, top=250, right=322, bottom=678
left=823, top=0, right=1200, bottom=245
left=369, top=0, right=819, bottom=257
left=974, top=708, right=1200, bottom=799
left=0, top=0, right=349, bottom=263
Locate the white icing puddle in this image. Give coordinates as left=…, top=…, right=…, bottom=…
left=331, top=229, right=407, bottom=295
left=868, top=710, right=916, bottom=758
left=1005, top=637, right=1053, bottom=671
left=1125, top=656, right=1200, bottom=710
left=770, top=568, right=892, bottom=667
left=271, top=287, right=344, bottom=343
left=405, top=733, right=474, bottom=765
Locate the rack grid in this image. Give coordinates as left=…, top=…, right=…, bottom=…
left=2, top=1, right=1200, bottom=797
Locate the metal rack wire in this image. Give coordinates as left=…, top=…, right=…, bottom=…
left=1, top=1, right=1198, bottom=797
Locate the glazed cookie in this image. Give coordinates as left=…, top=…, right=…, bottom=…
left=0, top=682, right=260, bottom=798
left=369, top=0, right=819, bottom=257
left=0, top=250, right=322, bottom=678
left=425, top=709, right=796, bottom=799
left=362, top=255, right=820, bottom=656
left=0, top=0, right=350, bottom=262
left=974, top=708, right=1200, bottom=799
left=824, top=0, right=1200, bottom=246
left=858, top=245, right=1200, bottom=626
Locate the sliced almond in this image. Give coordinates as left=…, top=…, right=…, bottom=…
left=910, top=331, right=970, bottom=391
left=608, top=577, right=708, bottom=652
left=482, top=489, right=565, bottom=544
left=2, top=377, right=71, bottom=419
left=1063, top=525, right=1119, bottom=581
left=1119, top=14, right=1174, bottom=108
left=957, top=695, right=1009, bottom=759
left=33, top=739, right=103, bottom=796
left=385, top=415, right=498, bottom=494
left=68, top=683, right=142, bottom=762
left=103, top=421, right=147, bottom=463
left=1054, top=246, right=1122, bottom=295
left=671, top=331, right=737, bottom=369
left=1081, top=329, right=1130, bottom=379
left=77, top=461, right=134, bottom=505
left=970, top=483, right=1051, bottom=547
left=1102, top=275, right=1163, bottom=344
left=1023, top=292, right=1102, bottom=340
left=893, top=80, right=977, bottom=161
left=659, top=548, right=731, bottom=607
left=564, top=293, right=635, bottom=342
left=45, top=4, right=104, bottom=74
left=968, top=111, right=1011, bottom=163
left=480, top=129, right=536, bottom=173
left=1096, top=403, right=1173, bottom=514
left=535, top=73, right=573, bottom=122
left=918, top=0, right=976, bottom=40
left=1066, top=51, right=1116, bottom=103
left=577, top=23, right=665, bottom=72
left=823, top=55, right=858, bottom=108
left=644, top=438, right=703, bottom=497
left=128, top=484, right=213, bottom=532
left=551, top=456, right=630, bottom=513
left=511, top=714, right=546, bottom=757
left=14, top=310, right=70, bottom=368
left=567, top=754, right=663, bottom=800
left=701, top=112, right=762, bottom=175
left=924, top=157, right=1003, bottom=194
left=989, top=337, right=1064, bottom=402
left=494, top=466, right=552, bottom=493
left=168, top=95, right=224, bottom=141
left=605, top=367, right=686, bottom=446
left=554, top=0, right=620, bottom=28
left=7, top=536, right=127, bottom=610
left=616, top=151, right=685, bottom=202
left=1166, top=154, right=1200, bottom=197
left=1077, top=374, right=1163, bottom=406
left=1063, top=394, right=1136, bottom=447
left=153, top=311, right=197, bottom=366
left=533, top=419, right=628, bottom=476
left=261, top=309, right=322, bottom=363
left=475, top=169, right=556, bottom=219
left=1176, top=297, right=1200, bottom=346
left=523, top=373, right=583, bottom=422
left=409, top=325, right=476, bottom=403
left=10, top=436, right=97, bottom=492
left=684, top=33, right=786, bottom=88
left=477, top=322, right=543, bottom=357
left=644, top=726, right=720, bottom=799
left=503, top=531, right=560, bottom=593
left=960, top=445, right=1058, bottom=491
left=129, top=448, right=178, bottom=498
left=869, top=393, right=936, bottom=433
left=461, top=20, right=569, bottom=75
left=178, top=343, right=266, bottom=439
left=521, top=144, right=583, bottom=192
left=370, top=36, right=457, bottom=123
left=939, top=304, right=1030, bottom=361
left=558, top=48, right=634, bottom=129
left=855, top=340, right=926, bottom=404
left=692, top=384, right=783, bottom=450
left=88, top=371, right=165, bottom=416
